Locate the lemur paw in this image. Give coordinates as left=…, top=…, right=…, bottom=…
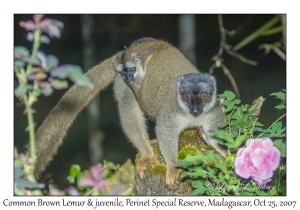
left=166, top=168, right=182, bottom=189
left=136, top=155, right=159, bottom=178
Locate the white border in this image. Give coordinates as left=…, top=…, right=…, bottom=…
left=2, top=1, right=299, bottom=209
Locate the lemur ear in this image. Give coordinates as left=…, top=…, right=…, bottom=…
left=112, top=50, right=125, bottom=68
left=201, top=73, right=216, bottom=87
left=112, top=51, right=125, bottom=70
left=131, top=52, right=140, bottom=65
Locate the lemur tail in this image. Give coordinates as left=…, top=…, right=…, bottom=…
left=32, top=57, right=117, bottom=177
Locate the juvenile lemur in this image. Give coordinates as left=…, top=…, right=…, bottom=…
left=33, top=38, right=227, bottom=186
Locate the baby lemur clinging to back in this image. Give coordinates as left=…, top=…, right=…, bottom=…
left=32, top=38, right=227, bottom=187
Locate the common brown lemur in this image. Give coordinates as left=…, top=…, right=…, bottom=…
left=32, top=38, right=227, bottom=187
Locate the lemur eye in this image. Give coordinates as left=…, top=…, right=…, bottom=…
left=201, top=93, right=209, bottom=99
left=128, top=67, right=136, bottom=72
left=183, top=93, right=191, bottom=99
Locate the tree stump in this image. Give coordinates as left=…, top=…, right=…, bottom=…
left=135, top=129, right=214, bottom=195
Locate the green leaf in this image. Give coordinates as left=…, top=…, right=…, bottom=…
left=34, top=72, right=48, bottom=80
left=51, top=79, right=69, bottom=90
left=228, top=177, right=239, bottom=185
left=233, top=15, right=281, bottom=51
left=210, top=130, right=234, bottom=143
left=40, top=81, right=49, bottom=88
left=223, top=100, right=234, bottom=112
left=15, top=178, right=41, bottom=190
left=15, top=178, right=41, bottom=189
left=15, top=166, right=24, bottom=178
left=70, top=164, right=81, bottom=177
left=255, top=188, right=277, bottom=196
left=206, top=167, right=217, bottom=178
left=15, top=165, right=42, bottom=190
left=225, top=153, right=236, bottom=162
left=40, top=35, right=50, bottom=44
left=276, top=127, right=286, bottom=137
left=235, top=135, right=248, bottom=148
left=67, top=164, right=82, bottom=184
left=207, top=186, right=222, bottom=195
left=247, top=118, right=256, bottom=125
left=232, top=108, right=244, bottom=121
left=271, top=122, right=282, bottom=132
left=231, top=129, right=239, bottom=138
left=240, top=191, right=255, bottom=196
left=14, top=46, right=30, bottom=58
left=255, top=188, right=269, bottom=195
left=14, top=85, right=27, bottom=97
left=254, top=127, right=268, bottom=132
left=218, top=119, right=228, bottom=128
left=218, top=172, right=225, bottom=181
left=15, top=60, right=26, bottom=68
left=233, top=99, right=241, bottom=105
left=22, top=56, right=40, bottom=65
left=50, top=65, right=70, bottom=79
left=215, top=162, right=228, bottom=173
left=260, top=26, right=283, bottom=36
left=224, top=143, right=237, bottom=149
left=255, top=121, right=264, bottom=127
left=268, top=188, right=277, bottom=195
left=40, top=82, right=54, bottom=97
left=275, top=105, right=286, bottom=109
left=191, top=188, right=206, bottom=195
left=221, top=91, right=236, bottom=100
left=41, top=87, right=53, bottom=97
left=191, top=180, right=204, bottom=189
left=270, top=92, right=286, bottom=100
left=46, top=55, right=59, bottom=69
left=177, top=161, right=194, bottom=168
left=67, top=65, right=93, bottom=88
left=181, top=166, right=207, bottom=179
left=274, top=139, right=286, bottom=157
left=190, top=180, right=206, bottom=195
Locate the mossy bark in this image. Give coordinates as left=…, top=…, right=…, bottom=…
left=135, top=129, right=215, bottom=195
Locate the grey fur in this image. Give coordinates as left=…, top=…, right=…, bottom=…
left=112, top=39, right=228, bottom=185
left=33, top=38, right=227, bottom=186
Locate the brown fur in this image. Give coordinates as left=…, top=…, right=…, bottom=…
left=32, top=38, right=226, bottom=187
left=33, top=57, right=117, bottom=177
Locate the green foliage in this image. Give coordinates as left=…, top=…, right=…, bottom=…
left=67, top=164, right=82, bottom=184
left=179, top=148, right=241, bottom=196
left=14, top=14, right=136, bottom=196
left=178, top=90, right=286, bottom=196
left=233, top=15, right=281, bottom=52
left=66, top=159, right=136, bottom=196
left=14, top=148, right=43, bottom=195
left=14, top=15, right=93, bottom=196
left=211, top=91, right=267, bottom=153
left=274, top=139, right=286, bottom=157
left=270, top=91, right=286, bottom=101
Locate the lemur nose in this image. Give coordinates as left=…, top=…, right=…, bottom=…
left=191, top=109, right=201, bottom=116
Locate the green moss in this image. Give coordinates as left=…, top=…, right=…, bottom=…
left=136, top=129, right=217, bottom=166
left=152, top=144, right=161, bottom=159
left=135, top=153, right=141, bottom=162
left=178, top=145, right=199, bottom=161
left=147, top=164, right=167, bottom=175
left=135, top=141, right=161, bottom=163
left=178, top=130, right=203, bottom=150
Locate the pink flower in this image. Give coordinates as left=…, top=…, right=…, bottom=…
left=79, top=164, right=109, bottom=191
left=67, top=186, right=80, bottom=196
left=20, top=14, right=63, bottom=39
left=234, top=138, right=280, bottom=186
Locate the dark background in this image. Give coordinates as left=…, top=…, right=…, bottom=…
left=14, top=14, right=286, bottom=188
